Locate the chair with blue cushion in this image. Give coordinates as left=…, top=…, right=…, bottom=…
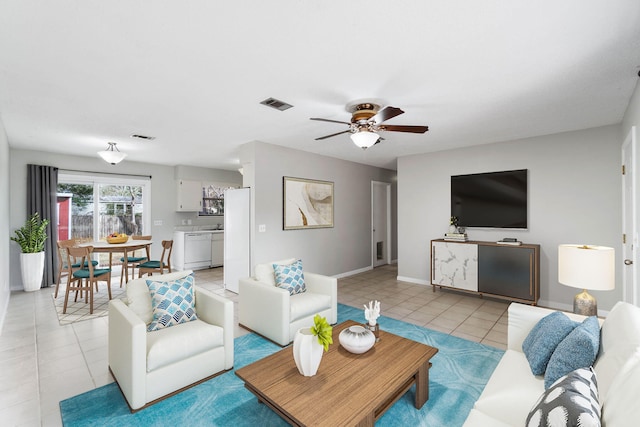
left=119, top=235, right=152, bottom=287
left=55, top=239, right=99, bottom=298
left=138, top=240, right=173, bottom=277
left=63, top=245, right=112, bottom=314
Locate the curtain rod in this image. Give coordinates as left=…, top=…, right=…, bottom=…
left=60, top=168, right=152, bottom=179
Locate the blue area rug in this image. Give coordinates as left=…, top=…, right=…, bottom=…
left=60, top=304, right=503, bottom=426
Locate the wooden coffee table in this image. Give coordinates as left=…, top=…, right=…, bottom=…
left=235, top=319, right=439, bottom=426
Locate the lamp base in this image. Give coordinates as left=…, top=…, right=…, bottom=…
left=573, top=289, right=597, bottom=316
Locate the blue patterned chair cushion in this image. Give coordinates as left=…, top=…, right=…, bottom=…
left=274, top=259, right=306, bottom=295
left=545, top=316, right=600, bottom=389
left=527, top=367, right=600, bottom=427
left=146, top=273, right=198, bottom=332
left=522, top=311, right=579, bottom=376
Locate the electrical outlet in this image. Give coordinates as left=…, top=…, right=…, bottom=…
left=258, top=224, right=266, bottom=232
left=187, top=219, right=192, bottom=225
left=153, top=220, right=163, bottom=226
left=182, top=219, right=187, bottom=225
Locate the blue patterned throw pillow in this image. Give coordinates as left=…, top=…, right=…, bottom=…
left=146, top=273, right=198, bottom=332
left=527, top=367, right=600, bottom=427
left=522, top=311, right=579, bottom=376
left=544, top=316, right=600, bottom=389
left=274, top=259, right=306, bottom=295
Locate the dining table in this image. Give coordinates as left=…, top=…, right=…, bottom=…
left=79, top=239, right=153, bottom=284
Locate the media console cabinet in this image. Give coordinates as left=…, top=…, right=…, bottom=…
left=430, top=239, right=540, bottom=305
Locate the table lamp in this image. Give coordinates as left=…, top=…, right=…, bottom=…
left=558, top=244, right=615, bottom=316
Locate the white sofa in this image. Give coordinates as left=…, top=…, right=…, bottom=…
left=239, top=259, right=337, bottom=346
left=109, top=270, right=234, bottom=411
left=464, top=301, right=640, bottom=426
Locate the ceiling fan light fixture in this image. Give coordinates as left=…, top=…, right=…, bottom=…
left=350, top=130, right=379, bottom=149
left=98, top=142, right=127, bottom=165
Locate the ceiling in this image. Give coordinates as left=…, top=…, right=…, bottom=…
left=1, top=1, right=639, bottom=171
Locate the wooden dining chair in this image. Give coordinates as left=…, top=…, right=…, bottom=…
left=63, top=246, right=112, bottom=314
left=55, top=239, right=99, bottom=299
left=119, top=235, right=152, bottom=287
left=138, top=240, right=173, bottom=277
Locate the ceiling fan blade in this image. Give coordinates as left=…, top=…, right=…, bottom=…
left=315, top=129, right=351, bottom=140
left=370, top=106, right=404, bottom=124
left=380, top=124, right=429, bottom=133
left=310, top=117, right=351, bottom=125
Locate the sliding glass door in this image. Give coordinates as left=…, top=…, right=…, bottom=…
left=57, top=173, right=151, bottom=242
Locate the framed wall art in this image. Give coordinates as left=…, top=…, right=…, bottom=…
left=283, top=176, right=334, bottom=230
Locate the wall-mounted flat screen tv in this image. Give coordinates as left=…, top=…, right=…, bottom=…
left=451, top=169, right=528, bottom=229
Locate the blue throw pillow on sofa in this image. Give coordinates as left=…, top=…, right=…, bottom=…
left=544, top=316, right=600, bottom=389
left=523, top=311, right=579, bottom=376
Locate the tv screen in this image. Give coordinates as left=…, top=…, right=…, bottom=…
left=451, top=169, right=528, bottom=229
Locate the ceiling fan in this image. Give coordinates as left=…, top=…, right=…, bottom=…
left=310, top=102, right=429, bottom=149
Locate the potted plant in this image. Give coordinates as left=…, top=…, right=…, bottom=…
left=11, top=212, right=50, bottom=292
left=293, top=314, right=333, bottom=376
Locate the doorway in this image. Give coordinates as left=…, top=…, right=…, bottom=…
left=622, top=126, right=638, bottom=305
left=372, top=181, right=391, bottom=267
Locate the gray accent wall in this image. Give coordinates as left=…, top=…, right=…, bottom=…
left=398, top=124, right=622, bottom=312
left=240, top=142, right=397, bottom=277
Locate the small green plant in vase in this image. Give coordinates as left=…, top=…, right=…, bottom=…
left=311, top=314, right=333, bottom=351
left=11, top=212, right=50, bottom=253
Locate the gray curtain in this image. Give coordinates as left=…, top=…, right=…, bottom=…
left=27, top=164, right=58, bottom=288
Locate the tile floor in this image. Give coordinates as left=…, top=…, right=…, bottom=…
left=0, top=264, right=508, bottom=426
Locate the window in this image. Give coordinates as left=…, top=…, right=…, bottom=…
left=57, top=173, right=151, bottom=241
left=199, top=182, right=237, bottom=216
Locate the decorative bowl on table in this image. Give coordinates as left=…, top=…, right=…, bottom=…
left=106, top=234, right=128, bottom=244
left=338, top=325, right=375, bottom=354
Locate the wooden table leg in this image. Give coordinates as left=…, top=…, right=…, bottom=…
left=414, top=361, right=430, bottom=409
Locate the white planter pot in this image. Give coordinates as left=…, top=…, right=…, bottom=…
left=20, top=252, right=45, bottom=292
left=293, top=327, right=324, bottom=377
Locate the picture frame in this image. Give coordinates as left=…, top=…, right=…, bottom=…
left=283, top=176, right=334, bottom=230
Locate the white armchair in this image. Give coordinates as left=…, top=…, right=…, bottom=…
left=239, top=259, right=337, bottom=346
left=109, top=270, right=234, bottom=411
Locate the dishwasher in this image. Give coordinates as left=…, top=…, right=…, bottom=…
left=184, top=232, right=212, bottom=270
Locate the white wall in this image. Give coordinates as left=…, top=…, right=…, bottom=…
left=398, top=124, right=622, bottom=312
left=241, top=142, right=397, bottom=277
left=0, top=117, right=9, bottom=332
left=622, top=80, right=640, bottom=137
left=8, top=149, right=239, bottom=291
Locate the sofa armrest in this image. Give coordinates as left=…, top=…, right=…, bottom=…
left=108, top=299, right=147, bottom=410
left=239, top=277, right=291, bottom=345
left=305, top=272, right=338, bottom=324
left=195, top=286, right=234, bottom=369
left=507, top=303, right=594, bottom=351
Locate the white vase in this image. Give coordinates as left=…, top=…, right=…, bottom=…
left=293, top=327, right=324, bottom=376
left=20, top=252, right=45, bottom=292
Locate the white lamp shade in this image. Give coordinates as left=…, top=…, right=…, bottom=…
left=558, top=244, right=615, bottom=291
left=98, top=150, right=127, bottom=164
left=350, top=131, right=379, bottom=148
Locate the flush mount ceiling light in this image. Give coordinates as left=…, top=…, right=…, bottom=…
left=98, top=142, right=127, bottom=165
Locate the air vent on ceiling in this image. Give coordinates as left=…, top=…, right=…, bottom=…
left=260, top=97, right=293, bottom=111
left=130, top=134, right=156, bottom=141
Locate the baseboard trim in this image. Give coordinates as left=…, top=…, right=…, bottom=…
left=396, top=276, right=430, bottom=286
left=333, top=266, right=373, bottom=279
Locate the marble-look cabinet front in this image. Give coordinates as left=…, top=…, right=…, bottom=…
left=431, top=241, right=478, bottom=291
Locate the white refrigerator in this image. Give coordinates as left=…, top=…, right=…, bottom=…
left=224, top=187, right=250, bottom=293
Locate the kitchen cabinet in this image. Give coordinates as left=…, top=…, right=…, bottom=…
left=176, top=180, right=202, bottom=212
left=431, top=239, right=539, bottom=304
left=211, top=232, right=224, bottom=267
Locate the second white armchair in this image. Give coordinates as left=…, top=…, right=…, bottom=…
left=239, top=258, right=337, bottom=346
